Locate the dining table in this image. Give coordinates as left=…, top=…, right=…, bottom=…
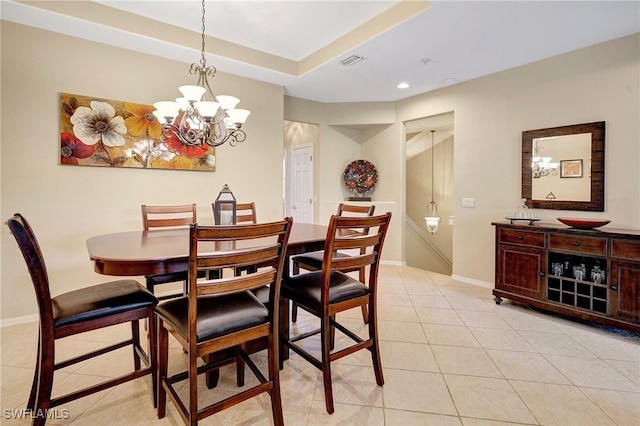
left=86, top=221, right=328, bottom=363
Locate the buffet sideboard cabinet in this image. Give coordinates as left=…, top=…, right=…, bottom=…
left=492, top=221, right=640, bottom=333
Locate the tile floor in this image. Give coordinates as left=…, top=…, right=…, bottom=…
left=1, top=265, right=639, bottom=425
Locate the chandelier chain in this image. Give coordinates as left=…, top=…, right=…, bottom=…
left=200, top=0, right=206, bottom=69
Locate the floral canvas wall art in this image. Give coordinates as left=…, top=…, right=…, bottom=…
left=60, top=93, right=216, bottom=171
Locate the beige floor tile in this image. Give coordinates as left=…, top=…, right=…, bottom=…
left=510, top=380, right=616, bottom=425
left=486, top=349, right=571, bottom=384
left=382, top=369, right=457, bottom=415
left=384, top=408, right=462, bottom=425
left=312, top=364, right=383, bottom=408
left=604, top=358, right=640, bottom=387
left=571, top=332, right=640, bottom=362
left=0, top=365, right=34, bottom=411
left=377, top=305, right=420, bottom=323
left=438, top=286, right=493, bottom=300
left=381, top=341, right=439, bottom=372
left=415, top=308, right=464, bottom=326
left=306, top=399, right=385, bottom=425
left=580, top=387, right=640, bottom=426
left=493, top=304, right=565, bottom=333
left=461, top=418, right=537, bottom=426
left=447, top=297, right=494, bottom=312
left=444, top=375, right=537, bottom=424
left=410, top=294, right=453, bottom=310
left=378, top=320, right=428, bottom=343
left=403, top=282, right=442, bottom=297
left=544, top=354, right=640, bottom=391
left=469, top=327, right=536, bottom=352
left=432, top=346, right=502, bottom=378
left=456, top=311, right=511, bottom=329
left=421, top=324, right=481, bottom=348
left=518, top=329, right=596, bottom=357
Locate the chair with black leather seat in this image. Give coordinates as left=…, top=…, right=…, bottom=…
left=281, top=212, right=392, bottom=414
left=6, top=213, right=158, bottom=426
left=155, top=217, right=292, bottom=426
left=142, top=204, right=196, bottom=300
left=291, top=203, right=375, bottom=323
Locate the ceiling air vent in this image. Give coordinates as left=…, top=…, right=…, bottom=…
left=339, top=55, right=365, bottom=66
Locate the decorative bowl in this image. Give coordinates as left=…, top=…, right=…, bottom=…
left=557, top=218, right=611, bottom=229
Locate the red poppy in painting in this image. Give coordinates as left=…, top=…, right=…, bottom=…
left=124, top=102, right=162, bottom=139
left=163, top=119, right=209, bottom=158
left=61, top=132, right=94, bottom=165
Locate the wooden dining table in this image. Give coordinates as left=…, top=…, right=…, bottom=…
left=86, top=221, right=328, bottom=362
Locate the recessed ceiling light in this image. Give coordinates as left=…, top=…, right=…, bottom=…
left=397, top=82, right=410, bottom=89
left=444, top=77, right=457, bottom=84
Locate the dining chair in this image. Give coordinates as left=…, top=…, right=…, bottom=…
left=281, top=212, right=392, bottom=414
left=6, top=213, right=158, bottom=426
left=155, top=217, right=292, bottom=426
left=290, top=203, right=376, bottom=323
left=141, top=204, right=197, bottom=300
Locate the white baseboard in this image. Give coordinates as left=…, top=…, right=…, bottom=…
left=1, top=314, right=38, bottom=328
left=451, top=274, right=494, bottom=289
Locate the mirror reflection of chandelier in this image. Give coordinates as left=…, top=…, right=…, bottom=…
left=532, top=141, right=559, bottom=178
left=153, top=0, right=250, bottom=148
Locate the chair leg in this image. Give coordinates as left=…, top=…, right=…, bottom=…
left=267, top=334, right=284, bottom=426
left=188, top=348, right=198, bottom=426
left=291, top=261, right=300, bottom=323
left=147, top=309, right=158, bottom=408
left=33, top=337, right=55, bottom=426
left=320, top=314, right=334, bottom=414
left=27, top=334, right=41, bottom=410
left=368, top=300, right=384, bottom=386
left=157, top=318, right=168, bottom=419
left=236, top=345, right=245, bottom=387
left=131, top=320, right=142, bottom=371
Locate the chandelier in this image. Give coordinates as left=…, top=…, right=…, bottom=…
left=152, top=0, right=250, bottom=147
left=424, top=130, right=441, bottom=234
left=531, top=141, right=558, bottom=178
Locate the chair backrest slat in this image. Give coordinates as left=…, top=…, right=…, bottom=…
left=142, top=204, right=196, bottom=230
left=196, top=269, right=277, bottom=297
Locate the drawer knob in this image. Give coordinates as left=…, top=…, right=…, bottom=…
left=611, top=285, right=618, bottom=291
left=518, top=235, right=524, bottom=240
left=572, top=241, right=580, bottom=246
left=539, top=272, right=545, bottom=277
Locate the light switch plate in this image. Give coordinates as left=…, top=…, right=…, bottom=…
left=462, top=198, right=475, bottom=208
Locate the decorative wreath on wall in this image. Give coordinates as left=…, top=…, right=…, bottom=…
left=343, top=160, right=378, bottom=195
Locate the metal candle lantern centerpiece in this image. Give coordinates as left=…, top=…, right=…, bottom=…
left=214, top=184, right=236, bottom=225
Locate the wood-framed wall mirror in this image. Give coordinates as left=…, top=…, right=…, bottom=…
left=522, top=121, right=605, bottom=211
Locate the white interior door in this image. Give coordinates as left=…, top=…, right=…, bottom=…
left=291, top=146, right=313, bottom=223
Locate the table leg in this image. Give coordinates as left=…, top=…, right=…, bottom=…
left=279, top=256, right=291, bottom=367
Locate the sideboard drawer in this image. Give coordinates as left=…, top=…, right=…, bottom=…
left=611, top=240, right=640, bottom=261
left=499, top=229, right=545, bottom=248
left=549, top=234, right=606, bottom=256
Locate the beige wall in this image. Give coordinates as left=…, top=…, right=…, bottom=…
left=397, top=33, right=640, bottom=284
left=287, top=33, right=639, bottom=287
left=1, top=22, right=285, bottom=321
